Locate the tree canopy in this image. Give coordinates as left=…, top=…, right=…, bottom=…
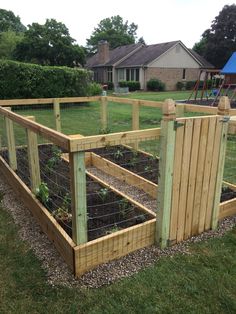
left=0, top=8, right=26, bottom=33
left=86, top=15, right=138, bottom=53
left=193, top=4, right=236, bottom=68
left=14, top=19, right=85, bottom=67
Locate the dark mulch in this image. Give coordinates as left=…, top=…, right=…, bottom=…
left=91, top=145, right=236, bottom=203
left=180, top=99, right=236, bottom=108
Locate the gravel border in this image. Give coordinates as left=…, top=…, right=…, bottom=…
left=0, top=174, right=235, bottom=289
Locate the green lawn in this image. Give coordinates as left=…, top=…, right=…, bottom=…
left=0, top=207, right=235, bottom=313
left=0, top=90, right=236, bottom=181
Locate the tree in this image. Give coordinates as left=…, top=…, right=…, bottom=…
left=86, top=15, right=138, bottom=53
left=0, top=9, right=26, bottom=33
left=193, top=4, right=236, bottom=68
left=14, top=19, right=85, bottom=67
left=0, top=30, right=24, bottom=59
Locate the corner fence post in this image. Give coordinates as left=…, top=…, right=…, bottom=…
left=100, top=96, right=108, bottom=132
left=25, top=116, right=41, bottom=194
left=69, top=151, right=88, bottom=245
left=211, top=96, right=230, bottom=229
left=156, top=99, right=176, bottom=248
left=53, top=98, right=61, bottom=132
left=4, top=107, right=17, bottom=171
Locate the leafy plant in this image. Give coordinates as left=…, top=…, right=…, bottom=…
left=105, top=223, right=121, bottom=235
left=46, top=146, right=62, bottom=171
left=99, top=127, right=111, bottom=134
left=98, top=188, right=109, bottom=202
left=144, top=165, right=151, bottom=172
left=147, top=78, right=165, bottom=91
left=52, top=193, right=72, bottom=221
left=114, top=149, right=124, bottom=159
left=119, top=198, right=134, bottom=218
left=36, top=182, right=49, bottom=206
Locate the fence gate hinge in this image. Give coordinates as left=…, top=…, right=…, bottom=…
left=220, top=116, right=230, bottom=123
left=174, top=121, right=184, bottom=130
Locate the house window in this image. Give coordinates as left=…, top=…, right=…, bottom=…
left=182, top=69, right=186, bottom=80
left=118, top=69, right=125, bottom=81
left=125, top=68, right=140, bottom=82
left=107, top=67, right=113, bottom=82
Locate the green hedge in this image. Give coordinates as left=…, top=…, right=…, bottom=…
left=147, top=78, right=165, bottom=91
left=0, top=60, right=97, bottom=99
left=119, top=80, right=140, bottom=91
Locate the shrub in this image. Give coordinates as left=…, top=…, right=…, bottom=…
left=0, top=60, right=94, bottom=99
left=118, top=80, right=140, bottom=91
left=88, top=82, right=102, bottom=96
left=147, top=78, right=165, bottom=91
left=103, top=81, right=114, bottom=90
left=185, top=80, right=196, bottom=90
left=176, top=81, right=185, bottom=90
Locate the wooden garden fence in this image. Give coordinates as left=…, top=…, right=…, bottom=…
left=0, top=95, right=236, bottom=276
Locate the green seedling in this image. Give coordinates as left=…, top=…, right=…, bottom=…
left=52, top=193, right=72, bottom=221
left=46, top=146, right=62, bottom=171
left=114, top=149, right=124, bottom=159
left=99, top=127, right=111, bottom=134
left=98, top=188, right=109, bottom=202
left=36, top=182, right=49, bottom=206
left=105, top=224, right=121, bottom=235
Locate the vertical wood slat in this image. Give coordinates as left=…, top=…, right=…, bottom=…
left=53, top=98, right=61, bottom=132
left=198, top=117, right=217, bottom=233
left=100, top=96, right=108, bottom=131
left=169, top=122, right=184, bottom=243
left=69, top=151, right=87, bottom=245
left=26, top=116, right=41, bottom=193
left=184, top=118, right=201, bottom=239
left=211, top=97, right=230, bottom=229
left=191, top=118, right=209, bottom=235
left=176, top=119, right=193, bottom=242
left=131, top=101, right=140, bottom=150
left=205, top=117, right=222, bottom=230
left=4, top=107, right=17, bottom=171
left=156, top=99, right=176, bottom=248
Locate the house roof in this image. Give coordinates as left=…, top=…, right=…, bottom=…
left=86, top=40, right=213, bottom=69
left=188, top=49, right=214, bottom=69
left=117, top=41, right=179, bottom=67
left=86, top=43, right=142, bottom=68
left=221, top=52, right=236, bottom=74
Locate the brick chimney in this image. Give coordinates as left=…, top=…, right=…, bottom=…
left=98, top=40, right=109, bottom=64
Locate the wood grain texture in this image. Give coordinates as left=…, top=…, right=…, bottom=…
left=0, top=156, right=75, bottom=270
left=74, top=219, right=156, bottom=277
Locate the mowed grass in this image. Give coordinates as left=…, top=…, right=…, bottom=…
left=0, top=90, right=236, bottom=179
left=0, top=207, right=236, bottom=313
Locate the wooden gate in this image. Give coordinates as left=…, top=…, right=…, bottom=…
left=169, top=115, right=228, bottom=244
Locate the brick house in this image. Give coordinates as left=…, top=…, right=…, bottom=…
left=86, top=40, right=213, bottom=90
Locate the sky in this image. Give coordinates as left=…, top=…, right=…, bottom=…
left=0, top=0, right=231, bottom=48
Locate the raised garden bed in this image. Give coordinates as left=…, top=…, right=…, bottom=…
left=90, top=145, right=236, bottom=203
left=0, top=145, right=153, bottom=241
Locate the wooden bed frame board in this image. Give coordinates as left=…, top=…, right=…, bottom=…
left=91, top=152, right=157, bottom=199
left=0, top=155, right=75, bottom=271
left=74, top=218, right=156, bottom=276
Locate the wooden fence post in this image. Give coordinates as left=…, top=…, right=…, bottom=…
left=69, top=151, right=87, bottom=245
left=156, top=99, right=176, bottom=248
left=132, top=100, right=140, bottom=150
left=211, top=96, right=230, bottom=229
left=100, top=96, right=108, bottom=132
left=26, top=116, right=41, bottom=193
left=53, top=98, right=61, bottom=132
left=4, top=107, right=17, bottom=171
